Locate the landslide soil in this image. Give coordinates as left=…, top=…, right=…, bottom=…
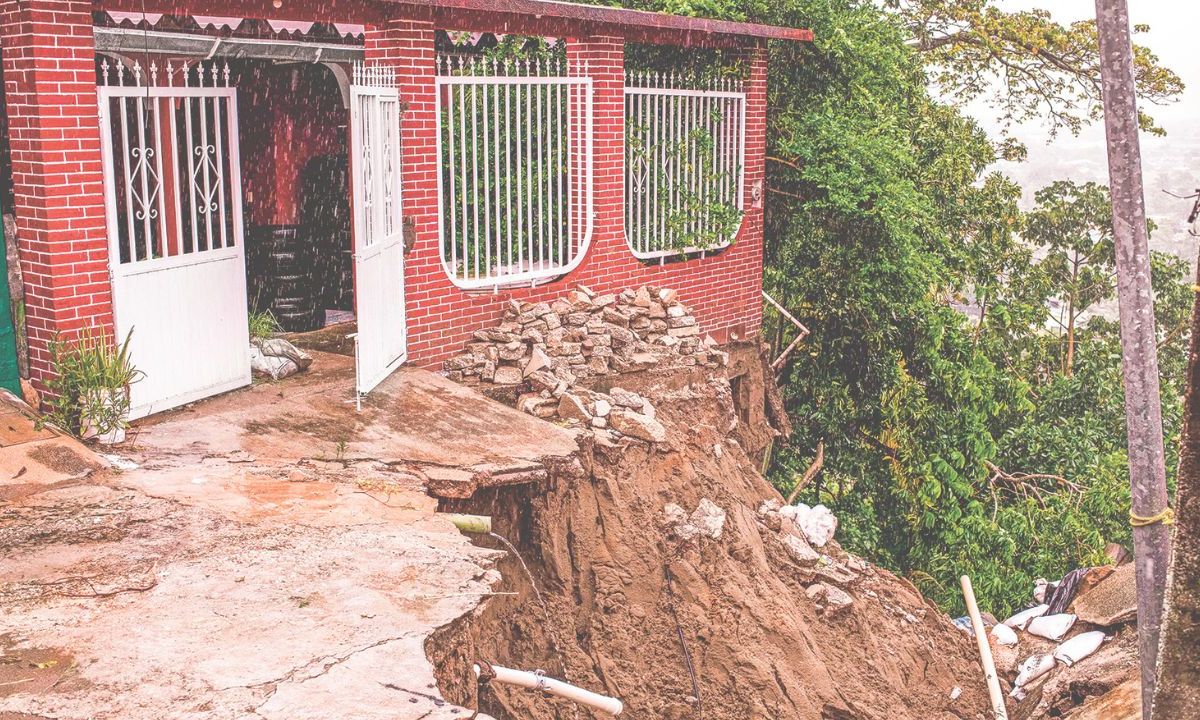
left=430, top=363, right=990, bottom=720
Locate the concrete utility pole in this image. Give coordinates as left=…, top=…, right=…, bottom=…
left=1094, top=2, right=1173, bottom=717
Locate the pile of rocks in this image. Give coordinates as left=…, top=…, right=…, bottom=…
left=443, top=285, right=728, bottom=443
left=758, top=498, right=865, bottom=617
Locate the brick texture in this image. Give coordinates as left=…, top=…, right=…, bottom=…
left=2, top=8, right=767, bottom=383
left=365, top=31, right=769, bottom=368
left=0, top=0, right=112, bottom=386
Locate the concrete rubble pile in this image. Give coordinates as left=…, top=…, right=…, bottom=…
left=664, top=495, right=862, bottom=619
left=444, top=285, right=728, bottom=444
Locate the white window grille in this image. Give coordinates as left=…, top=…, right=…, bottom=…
left=435, top=55, right=593, bottom=290
left=624, top=72, right=746, bottom=260
left=97, top=59, right=242, bottom=267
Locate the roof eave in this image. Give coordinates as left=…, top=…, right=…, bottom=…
left=390, top=0, right=813, bottom=46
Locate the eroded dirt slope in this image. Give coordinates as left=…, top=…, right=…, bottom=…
left=432, top=361, right=991, bottom=720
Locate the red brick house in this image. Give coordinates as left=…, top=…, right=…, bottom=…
left=0, top=0, right=810, bottom=418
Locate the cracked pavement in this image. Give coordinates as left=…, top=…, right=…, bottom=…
left=0, top=354, right=576, bottom=719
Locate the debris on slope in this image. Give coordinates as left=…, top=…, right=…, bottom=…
left=430, top=286, right=993, bottom=720
left=956, top=556, right=1142, bottom=719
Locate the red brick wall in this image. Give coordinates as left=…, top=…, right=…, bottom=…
left=0, top=0, right=113, bottom=386
left=1, top=5, right=767, bottom=384
left=366, top=28, right=768, bottom=368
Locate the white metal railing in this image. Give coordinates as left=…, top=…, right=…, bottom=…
left=97, top=59, right=242, bottom=269
left=435, top=55, right=594, bottom=290
left=624, top=72, right=746, bottom=260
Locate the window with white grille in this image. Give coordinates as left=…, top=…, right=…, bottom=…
left=624, top=72, right=746, bottom=260
left=435, top=55, right=593, bottom=290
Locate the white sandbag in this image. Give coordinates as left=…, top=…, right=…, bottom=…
left=1027, top=613, right=1076, bottom=641
left=990, top=623, right=1019, bottom=646
left=1053, top=631, right=1105, bottom=666
left=1033, top=578, right=1057, bottom=604
left=1011, top=653, right=1056, bottom=693
left=1003, top=603, right=1049, bottom=630
left=250, top=345, right=301, bottom=380
left=781, top=503, right=838, bottom=547
left=258, top=337, right=313, bottom=371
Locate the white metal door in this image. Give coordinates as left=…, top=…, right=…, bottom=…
left=350, top=63, right=407, bottom=396
left=98, top=60, right=250, bottom=419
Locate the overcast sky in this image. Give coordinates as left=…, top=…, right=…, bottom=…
left=964, top=1, right=1200, bottom=258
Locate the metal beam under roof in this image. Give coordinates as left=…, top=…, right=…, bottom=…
left=93, top=27, right=365, bottom=63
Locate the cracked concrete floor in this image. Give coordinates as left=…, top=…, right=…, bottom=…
left=0, top=355, right=579, bottom=719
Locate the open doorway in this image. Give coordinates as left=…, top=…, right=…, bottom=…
left=239, top=61, right=356, bottom=352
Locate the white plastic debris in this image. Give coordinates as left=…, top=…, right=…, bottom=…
left=1027, top=613, right=1077, bottom=641
left=1003, top=603, right=1049, bottom=630
left=990, top=623, right=1019, bottom=646
left=949, top=686, right=962, bottom=701
left=779, top=503, right=838, bottom=547
left=1011, top=653, right=1056, bottom=693
left=1053, top=630, right=1106, bottom=666
left=101, top=453, right=139, bottom=471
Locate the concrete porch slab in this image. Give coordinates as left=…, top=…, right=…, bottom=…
left=0, top=352, right=582, bottom=720
left=126, top=350, right=579, bottom=488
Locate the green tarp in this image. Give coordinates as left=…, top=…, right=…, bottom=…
left=0, top=216, right=20, bottom=396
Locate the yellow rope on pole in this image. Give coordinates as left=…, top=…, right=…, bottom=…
left=1131, top=507, right=1175, bottom=527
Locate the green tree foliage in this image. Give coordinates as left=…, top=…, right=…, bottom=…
left=1024, top=181, right=1115, bottom=377
left=752, top=1, right=1187, bottom=614
left=603, top=0, right=1187, bottom=614
left=889, top=0, right=1184, bottom=141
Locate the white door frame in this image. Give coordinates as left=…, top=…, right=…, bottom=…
left=350, top=62, right=407, bottom=400
left=98, top=60, right=251, bottom=418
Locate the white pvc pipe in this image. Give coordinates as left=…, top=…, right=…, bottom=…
left=474, top=663, right=623, bottom=716
left=961, top=575, right=1009, bottom=719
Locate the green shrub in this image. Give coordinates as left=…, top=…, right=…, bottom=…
left=44, top=328, right=143, bottom=438
left=248, top=310, right=281, bottom=343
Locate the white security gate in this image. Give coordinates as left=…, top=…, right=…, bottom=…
left=350, top=63, right=407, bottom=397
left=435, top=55, right=594, bottom=289
left=624, top=73, right=746, bottom=259
left=98, top=60, right=250, bottom=419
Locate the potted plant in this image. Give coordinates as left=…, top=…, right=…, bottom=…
left=46, top=328, right=143, bottom=444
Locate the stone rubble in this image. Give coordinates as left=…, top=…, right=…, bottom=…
left=443, top=285, right=728, bottom=444
left=757, top=498, right=870, bottom=615
left=662, top=499, right=727, bottom=542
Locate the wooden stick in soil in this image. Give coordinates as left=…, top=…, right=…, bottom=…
left=786, top=440, right=824, bottom=505
left=960, top=575, right=1008, bottom=720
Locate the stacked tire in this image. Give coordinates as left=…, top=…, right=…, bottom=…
left=266, top=226, right=320, bottom=332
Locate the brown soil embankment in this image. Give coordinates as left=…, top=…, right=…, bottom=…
left=430, top=355, right=990, bottom=720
